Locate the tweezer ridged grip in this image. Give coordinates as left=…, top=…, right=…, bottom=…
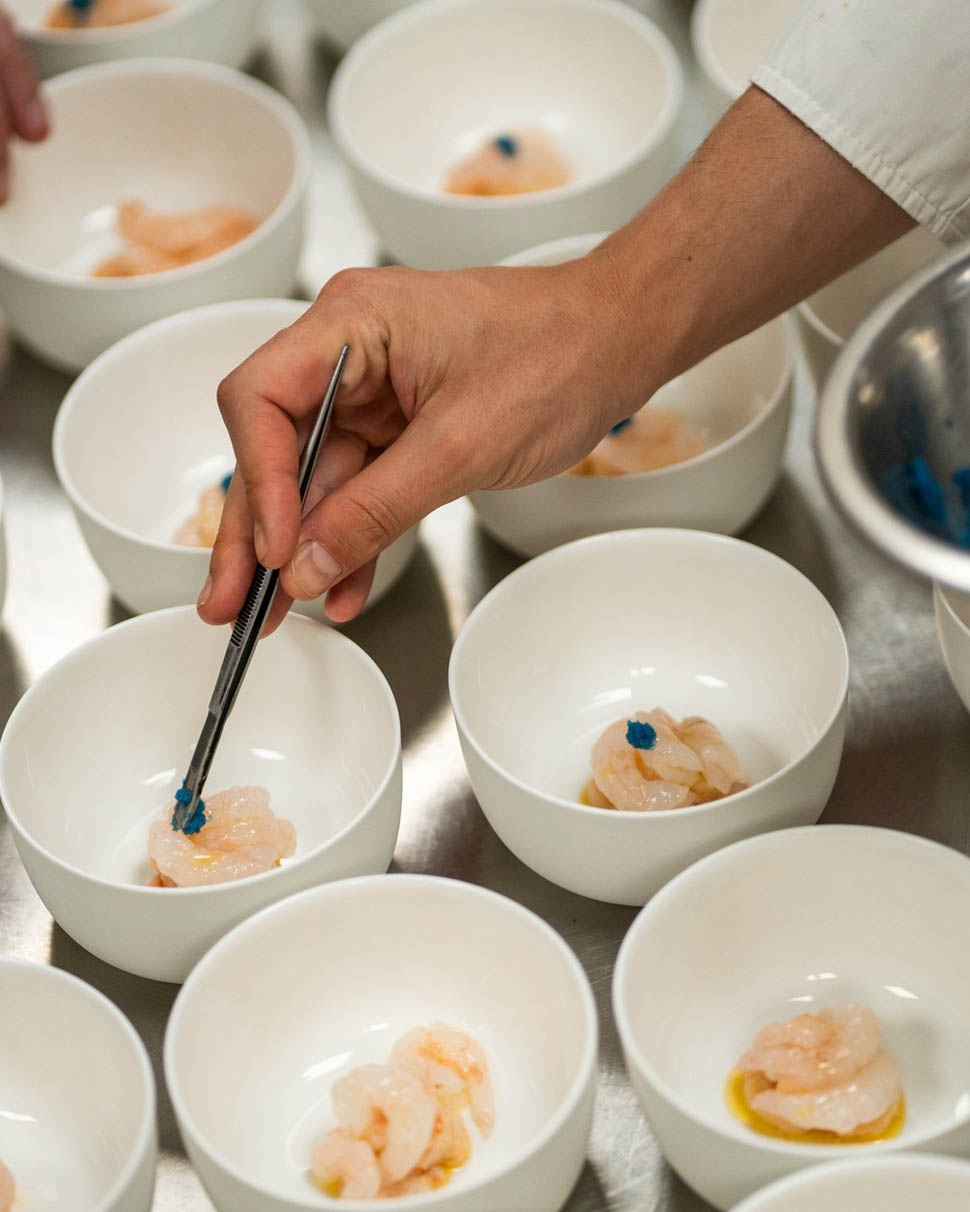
left=231, top=565, right=273, bottom=647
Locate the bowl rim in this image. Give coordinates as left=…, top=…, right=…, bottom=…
left=0, top=605, right=403, bottom=900
left=448, top=527, right=849, bottom=824
left=52, top=296, right=312, bottom=554
left=17, top=0, right=219, bottom=42
left=815, top=240, right=970, bottom=594
left=612, top=824, right=970, bottom=1158
left=0, top=955, right=156, bottom=1212
left=0, top=57, right=310, bottom=289
left=327, top=0, right=685, bottom=211
left=730, top=1151, right=970, bottom=1210
left=689, top=0, right=751, bottom=105
left=935, top=580, right=970, bottom=639
left=163, top=871, right=599, bottom=1209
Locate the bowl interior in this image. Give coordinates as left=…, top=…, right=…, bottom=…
left=57, top=301, right=307, bottom=544
left=739, top=1155, right=970, bottom=1211
left=335, top=0, right=678, bottom=192
left=0, top=65, right=297, bottom=275
left=452, top=531, right=845, bottom=803
left=11, top=0, right=199, bottom=34
left=802, top=227, right=944, bottom=346
left=168, top=877, right=593, bottom=1202
left=0, top=608, right=398, bottom=885
left=695, top=0, right=799, bottom=98
left=0, top=962, right=149, bottom=1211
left=618, top=828, right=970, bottom=1151
left=939, top=583, right=970, bottom=631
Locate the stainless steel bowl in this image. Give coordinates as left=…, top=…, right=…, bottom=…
left=816, top=239, right=970, bottom=591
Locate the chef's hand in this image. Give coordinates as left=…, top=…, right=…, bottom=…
left=0, top=10, right=48, bottom=201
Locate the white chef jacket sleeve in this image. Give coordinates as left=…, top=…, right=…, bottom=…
left=751, top=0, right=970, bottom=244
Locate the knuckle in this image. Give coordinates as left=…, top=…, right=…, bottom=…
left=215, top=372, right=239, bottom=419
left=332, top=486, right=398, bottom=552
left=321, top=267, right=369, bottom=304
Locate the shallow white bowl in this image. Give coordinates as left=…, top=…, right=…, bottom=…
left=166, top=874, right=598, bottom=1212
left=53, top=299, right=419, bottom=617
left=0, top=606, right=402, bottom=982
left=449, top=529, right=848, bottom=905
left=10, top=0, right=265, bottom=79
left=469, top=234, right=794, bottom=556
left=0, top=958, right=156, bottom=1212
left=731, top=1154, right=970, bottom=1212
left=934, top=583, right=970, bottom=715
left=690, top=0, right=799, bottom=124
left=0, top=59, right=309, bottom=372
left=614, top=826, right=970, bottom=1210
left=329, top=0, right=683, bottom=268
left=304, top=0, right=414, bottom=50
left=798, top=227, right=945, bottom=389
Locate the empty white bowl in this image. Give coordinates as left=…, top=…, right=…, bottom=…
left=329, top=0, right=683, bottom=268
left=0, top=58, right=309, bottom=372
left=798, top=227, right=945, bottom=389
left=449, top=529, right=848, bottom=905
left=10, top=0, right=265, bottom=79
left=53, top=299, right=419, bottom=617
left=0, top=606, right=402, bottom=982
left=934, top=583, right=970, bottom=715
left=0, top=958, right=156, bottom=1211
left=731, top=1154, right=970, bottom=1212
left=166, top=874, right=598, bottom=1212
left=304, top=0, right=414, bottom=50
left=690, top=0, right=799, bottom=124
left=614, top=826, right=970, bottom=1210
left=470, top=234, right=794, bottom=556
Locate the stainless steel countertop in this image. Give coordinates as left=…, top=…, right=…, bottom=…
left=2, top=3, right=969, bottom=1210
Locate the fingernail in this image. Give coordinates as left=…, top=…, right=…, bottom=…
left=197, top=574, right=212, bottom=609
left=254, top=522, right=267, bottom=564
left=291, top=540, right=341, bottom=597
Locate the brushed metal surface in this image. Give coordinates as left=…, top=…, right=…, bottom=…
left=2, top=4, right=969, bottom=1212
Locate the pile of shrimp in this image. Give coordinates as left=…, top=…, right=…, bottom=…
left=581, top=709, right=749, bottom=812
left=311, top=1022, right=494, bottom=1200
left=735, top=1005, right=904, bottom=1140
left=45, top=0, right=169, bottom=27
left=147, top=786, right=295, bottom=888
left=93, top=201, right=258, bottom=278
left=0, top=1159, right=14, bottom=1212
left=173, top=481, right=228, bottom=547
left=444, top=130, right=571, bottom=197
left=566, top=407, right=709, bottom=476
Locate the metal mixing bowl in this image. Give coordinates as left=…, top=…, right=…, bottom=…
left=816, top=239, right=970, bottom=590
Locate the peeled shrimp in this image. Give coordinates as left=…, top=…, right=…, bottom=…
left=444, top=130, right=571, bottom=197
left=331, top=1065, right=436, bottom=1185
left=147, top=786, right=295, bottom=888
left=310, top=1129, right=381, bottom=1200
left=392, top=1023, right=495, bottom=1137
left=46, top=0, right=168, bottom=28
left=677, top=716, right=750, bottom=800
left=0, top=1159, right=14, bottom=1212
left=567, top=406, right=710, bottom=477
left=173, top=483, right=226, bottom=548
left=738, top=1005, right=903, bottom=1138
left=94, top=201, right=258, bottom=278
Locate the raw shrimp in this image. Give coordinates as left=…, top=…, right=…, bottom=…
left=147, top=786, right=295, bottom=888
left=173, top=483, right=226, bottom=548
left=46, top=0, right=168, bottom=28
left=567, top=407, right=709, bottom=477
left=332, top=1065, right=437, bottom=1185
left=392, top=1022, right=495, bottom=1137
left=310, top=1129, right=381, bottom=1200
left=444, top=130, right=571, bottom=197
left=0, top=1159, right=14, bottom=1212
left=93, top=201, right=258, bottom=278
left=677, top=716, right=750, bottom=800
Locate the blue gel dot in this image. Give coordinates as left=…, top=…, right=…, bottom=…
left=181, top=800, right=207, bottom=835
left=493, top=135, right=518, bottom=158
left=610, top=417, right=633, bottom=437
left=173, top=786, right=192, bottom=804
left=220, top=471, right=233, bottom=493
left=626, top=719, right=657, bottom=750
left=906, top=456, right=946, bottom=524
left=68, top=0, right=96, bottom=9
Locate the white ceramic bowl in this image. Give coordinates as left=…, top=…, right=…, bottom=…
left=304, top=0, right=414, bottom=50
left=53, top=299, right=420, bottom=617
left=449, top=529, right=848, bottom=905
left=329, top=0, right=683, bottom=268
left=934, top=583, right=970, bottom=715
left=0, top=59, right=309, bottom=372
left=166, top=874, right=598, bottom=1212
left=469, top=234, right=795, bottom=556
left=613, top=826, right=970, bottom=1210
left=0, top=606, right=402, bottom=982
left=798, top=227, right=945, bottom=389
left=10, top=0, right=265, bottom=79
left=0, top=958, right=156, bottom=1211
left=730, top=1154, right=970, bottom=1212
left=690, top=0, right=799, bottom=124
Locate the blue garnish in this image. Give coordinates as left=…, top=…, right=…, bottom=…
left=67, top=0, right=96, bottom=9
left=493, top=135, right=518, bottom=158
left=905, top=456, right=946, bottom=523
left=172, top=783, right=207, bottom=835
left=220, top=471, right=233, bottom=493
left=610, top=417, right=633, bottom=437
left=626, top=719, right=657, bottom=750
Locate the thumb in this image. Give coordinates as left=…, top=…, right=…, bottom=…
left=279, top=419, right=463, bottom=603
